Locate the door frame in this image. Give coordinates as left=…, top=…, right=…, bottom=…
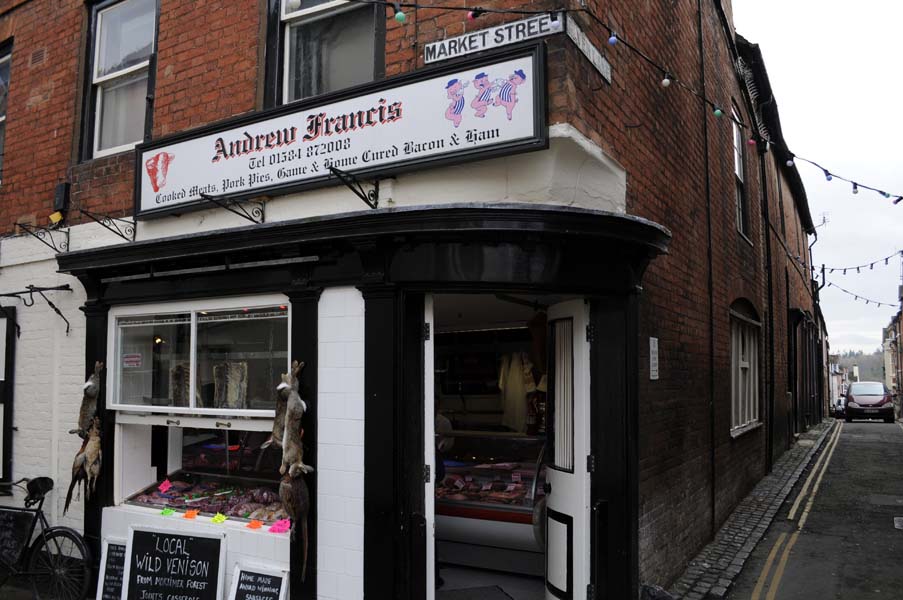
left=589, top=295, right=638, bottom=599
left=0, top=307, right=15, bottom=485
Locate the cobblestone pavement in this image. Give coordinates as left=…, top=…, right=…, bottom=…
left=666, top=420, right=836, bottom=600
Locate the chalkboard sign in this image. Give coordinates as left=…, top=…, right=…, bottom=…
left=96, top=539, right=126, bottom=600
left=123, top=527, right=225, bottom=600
left=0, top=508, right=34, bottom=566
left=228, top=564, right=288, bottom=600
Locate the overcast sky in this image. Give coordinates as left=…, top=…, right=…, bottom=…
left=732, top=1, right=903, bottom=353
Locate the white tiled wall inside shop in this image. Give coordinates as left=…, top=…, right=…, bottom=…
left=317, top=287, right=365, bottom=600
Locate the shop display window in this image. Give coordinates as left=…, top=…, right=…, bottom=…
left=109, top=295, right=289, bottom=416
left=124, top=426, right=287, bottom=523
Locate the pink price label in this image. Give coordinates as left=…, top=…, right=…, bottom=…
left=506, top=484, right=517, bottom=492
left=481, top=482, right=492, bottom=491
left=157, top=479, right=172, bottom=493
left=454, top=478, right=466, bottom=489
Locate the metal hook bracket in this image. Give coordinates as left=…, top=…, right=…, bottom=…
left=17, top=223, right=69, bottom=253
left=78, top=208, right=136, bottom=242
left=329, top=166, right=379, bottom=209
left=199, top=193, right=266, bottom=224
left=0, top=285, right=73, bottom=335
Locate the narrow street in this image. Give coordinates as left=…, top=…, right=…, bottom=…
left=730, top=421, right=903, bottom=599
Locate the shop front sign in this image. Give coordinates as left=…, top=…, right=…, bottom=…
left=136, top=44, right=547, bottom=219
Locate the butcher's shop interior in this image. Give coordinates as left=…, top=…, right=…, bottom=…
left=433, top=293, right=559, bottom=600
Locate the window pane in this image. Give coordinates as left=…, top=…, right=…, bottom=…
left=96, top=0, right=155, bottom=79
left=97, top=70, right=148, bottom=151
left=0, top=57, right=10, bottom=119
left=0, top=121, right=6, bottom=179
left=286, top=7, right=374, bottom=101
left=195, top=307, right=289, bottom=411
left=283, top=0, right=335, bottom=16
left=118, top=314, right=191, bottom=407
left=551, top=319, right=574, bottom=471
left=181, top=428, right=281, bottom=481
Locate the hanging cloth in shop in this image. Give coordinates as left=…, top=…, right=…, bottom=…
left=499, top=352, right=529, bottom=432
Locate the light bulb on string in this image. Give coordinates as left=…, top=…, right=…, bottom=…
left=852, top=182, right=859, bottom=195
left=895, top=196, right=903, bottom=205
left=713, top=107, right=723, bottom=118
left=856, top=267, right=860, bottom=273
left=843, top=269, right=847, bottom=275
left=824, top=169, right=832, bottom=181
left=608, top=31, right=618, bottom=45
left=661, top=73, right=672, bottom=87
left=467, top=8, right=485, bottom=20
left=785, top=156, right=795, bottom=167
left=392, top=2, right=406, bottom=22
left=882, top=191, right=891, bottom=198
left=747, top=137, right=757, bottom=146
left=870, top=263, right=874, bottom=270
left=886, top=257, right=890, bottom=265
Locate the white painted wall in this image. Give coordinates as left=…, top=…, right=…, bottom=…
left=317, top=287, right=365, bottom=600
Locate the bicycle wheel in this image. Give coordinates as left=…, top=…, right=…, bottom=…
left=27, top=528, right=91, bottom=600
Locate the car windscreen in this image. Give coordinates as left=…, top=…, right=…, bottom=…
left=849, top=382, right=886, bottom=395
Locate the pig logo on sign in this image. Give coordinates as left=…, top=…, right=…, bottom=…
left=145, top=151, right=175, bottom=192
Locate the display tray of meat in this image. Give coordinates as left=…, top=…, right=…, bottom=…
left=125, top=471, right=286, bottom=523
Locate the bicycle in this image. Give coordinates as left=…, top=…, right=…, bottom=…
left=0, top=477, right=92, bottom=600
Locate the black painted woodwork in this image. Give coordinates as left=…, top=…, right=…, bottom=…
left=81, top=299, right=110, bottom=594
left=0, top=307, right=16, bottom=486
left=589, top=294, right=639, bottom=599
left=288, top=289, right=320, bottom=599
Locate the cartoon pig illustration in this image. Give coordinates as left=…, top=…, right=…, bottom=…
left=445, top=78, right=467, bottom=128
left=494, top=69, right=526, bottom=121
left=145, top=151, right=175, bottom=192
left=471, top=72, right=494, bottom=118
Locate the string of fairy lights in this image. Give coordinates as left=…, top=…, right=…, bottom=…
left=346, top=0, right=903, bottom=204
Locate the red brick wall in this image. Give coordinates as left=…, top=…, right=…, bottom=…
left=0, top=0, right=82, bottom=230
left=0, top=0, right=819, bottom=589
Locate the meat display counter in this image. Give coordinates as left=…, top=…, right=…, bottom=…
left=435, top=431, right=547, bottom=576
left=123, top=427, right=288, bottom=523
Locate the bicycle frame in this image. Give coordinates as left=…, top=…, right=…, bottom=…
left=0, top=493, right=51, bottom=576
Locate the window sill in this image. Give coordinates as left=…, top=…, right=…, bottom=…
left=116, top=411, right=274, bottom=431
left=730, top=421, right=762, bottom=439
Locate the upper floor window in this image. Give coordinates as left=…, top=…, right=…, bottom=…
left=732, top=106, right=749, bottom=237
left=730, top=301, right=760, bottom=435
left=0, top=47, right=10, bottom=182
left=280, top=0, right=378, bottom=103
left=90, top=0, right=156, bottom=158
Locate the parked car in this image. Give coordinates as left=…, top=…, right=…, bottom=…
left=844, top=382, right=895, bottom=423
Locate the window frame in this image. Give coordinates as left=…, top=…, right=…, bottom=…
left=730, top=308, right=761, bottom=436
left=731, top=105, right=750, bottom=238
left=0, top=41, right=11, bottom=185
left=83, top=0, right=159, bottom=161
left=265, top=0, right=385, bottom=108
left=106, top=293, right=291, bottom=418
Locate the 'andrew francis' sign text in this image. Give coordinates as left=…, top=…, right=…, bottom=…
left=136, top=45, right=546, bottom=219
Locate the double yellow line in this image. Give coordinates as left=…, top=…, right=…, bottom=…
left=749, top=422, right=844, bottom=600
